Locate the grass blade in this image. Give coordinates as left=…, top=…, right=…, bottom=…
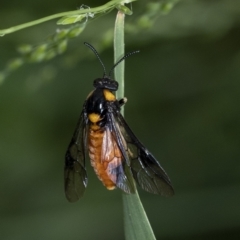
left=114, top=9, right=156, bottom=240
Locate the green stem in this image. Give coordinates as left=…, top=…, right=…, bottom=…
left=122, top=192, right=156, bottom=240
left=113, top=9, right=156, bottom=240
left=0, top=0, right=136, bottom=36
left=114, top=11, right=125, bottom=114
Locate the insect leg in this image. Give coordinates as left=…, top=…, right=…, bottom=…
left=118, top=97, right=127, bottom=107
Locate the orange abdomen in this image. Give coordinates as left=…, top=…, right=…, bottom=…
left=88, top=128, right=116, bottom=190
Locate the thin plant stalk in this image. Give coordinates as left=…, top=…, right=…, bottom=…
left=113, top=10, right=156, bottom=240
left=0, top=0, right=136, bottom=36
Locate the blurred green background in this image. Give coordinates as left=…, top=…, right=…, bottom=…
left=1, top=0, right=240, bottom=239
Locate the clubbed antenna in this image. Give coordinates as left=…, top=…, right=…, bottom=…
left=108, top=50, right=140, bottom=78
left=84, top=42, right=107, bottom=76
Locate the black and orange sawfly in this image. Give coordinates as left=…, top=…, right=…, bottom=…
left=64, top=42, right=174, bottom=202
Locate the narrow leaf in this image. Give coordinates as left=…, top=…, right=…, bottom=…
left=114, top=9, right=157, bottom=240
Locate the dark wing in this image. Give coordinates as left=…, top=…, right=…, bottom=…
left=65, top=112, right=88, bottom=202
left=110, top=109, right=174, bottom=196
left=101, top=125, right=136, bottom=194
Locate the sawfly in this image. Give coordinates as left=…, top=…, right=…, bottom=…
left=65, top=42, right=174, bottom=202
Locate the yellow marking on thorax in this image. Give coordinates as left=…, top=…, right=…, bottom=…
left=88, top=113, right=101, bottom=123
left=103, top=89, right=116, bottom=101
